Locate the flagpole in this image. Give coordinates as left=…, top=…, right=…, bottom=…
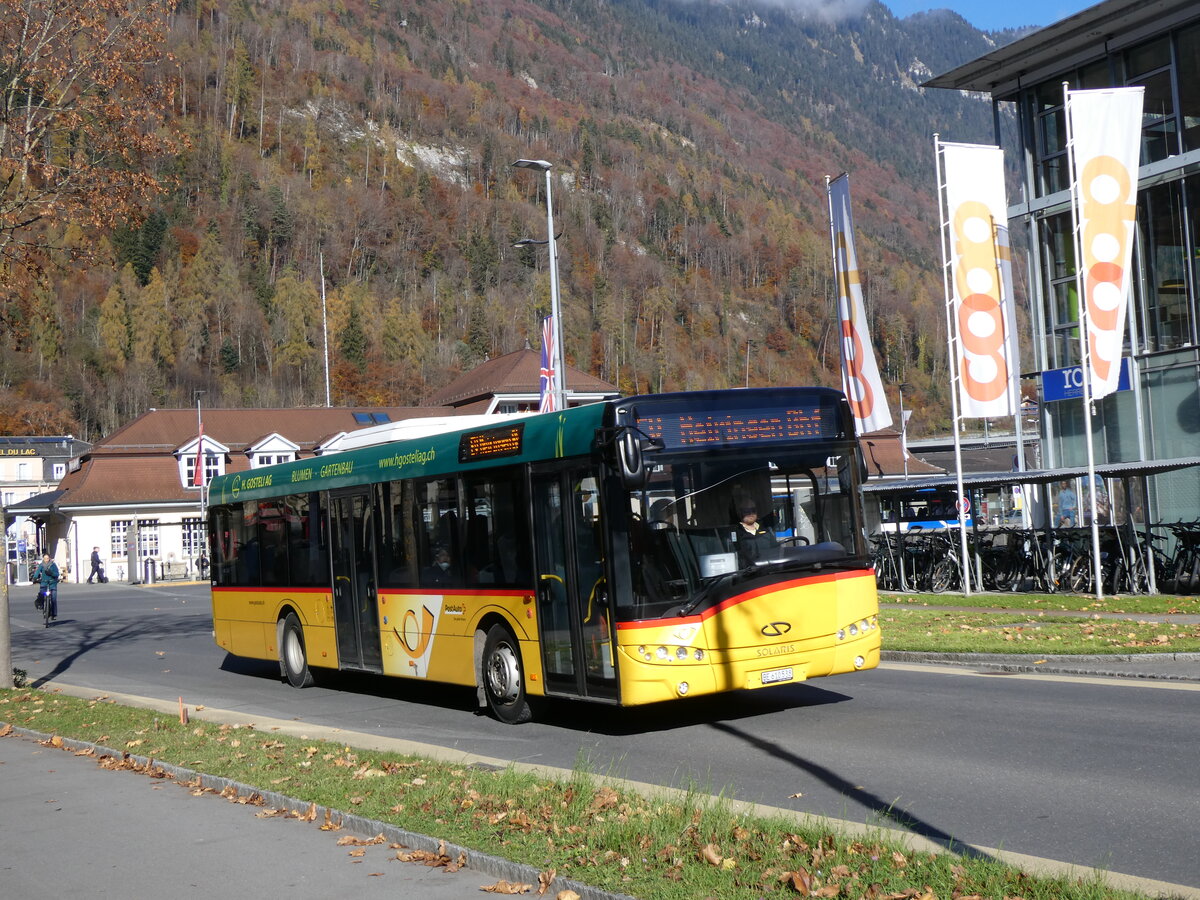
left=1064, top=83, right=1105, bottom=600
left=934, top=134, right=972, bottom=595
left=194, top=392, right=206, bottom=579
left=319, top=249, right=331, bottom=408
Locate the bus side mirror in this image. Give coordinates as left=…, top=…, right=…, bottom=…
left=617, top=431, right=648, bottom=489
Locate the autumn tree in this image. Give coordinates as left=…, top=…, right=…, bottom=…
left=0, top=1, right=181, bottom=288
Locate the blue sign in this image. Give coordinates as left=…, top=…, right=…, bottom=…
left=1042, top=358, right=1132, bottom=403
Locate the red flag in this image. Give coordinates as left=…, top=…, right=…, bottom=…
left=193, top=424, right=205, bottom=487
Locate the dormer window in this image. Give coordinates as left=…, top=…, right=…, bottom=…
left=246, top=433, right=300, bottom=469
left=177, top=434, right=229, bottom=488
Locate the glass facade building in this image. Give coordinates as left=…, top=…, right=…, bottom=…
left=928, top=0, right=1200, bottom=523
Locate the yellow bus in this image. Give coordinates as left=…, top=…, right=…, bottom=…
left=206, top=388, right=879, bottom=723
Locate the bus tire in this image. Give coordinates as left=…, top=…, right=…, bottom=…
left=482, top=624, right=531, bottom=724
left=281, top=612, right=314, bottom=688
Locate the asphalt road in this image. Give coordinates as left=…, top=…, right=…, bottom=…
left=7, top=580, right=1200, bottom=892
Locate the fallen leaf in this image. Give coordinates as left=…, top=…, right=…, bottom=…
left=554, top=891, right=580, bottom=900
left=782, top=867, right=814, bottom=895
left=701, top=844, right=724, bottom=866
left=480, top=880, right=533, bottom=894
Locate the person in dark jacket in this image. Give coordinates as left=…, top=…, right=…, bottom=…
left=734, top=503, right=776, bottom=567
left=88, top=547, right=103, bottom=583
left=33, top=553, right=61, bottom=619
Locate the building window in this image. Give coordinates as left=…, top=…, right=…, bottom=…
left=1040, top=213, right=1080, bottom=369
left=138, top=519, right=160, bottom=558
left=111, top=520, right=129, bottom=557
left=52, top=463, right=65, bottom=480
left=1136, top=180, right=1194, bottom=352
left=184, top=451, right=222, bottom=487
left=17, top=462, right=30, bottom=481
left=1124, top=36, right=1176, bottom=164
left=182, top=517, right=204, bottom=556
left=252, top=452, right=294, bottom=468
left=1178, top=23, right=1200, bottom=153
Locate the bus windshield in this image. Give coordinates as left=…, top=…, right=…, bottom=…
left=621, top=445, right=864, bottom=620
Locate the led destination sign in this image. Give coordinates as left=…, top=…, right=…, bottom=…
left=636, top=404, right=839, bottom=448
left=459, top=423, right=525, bottom=463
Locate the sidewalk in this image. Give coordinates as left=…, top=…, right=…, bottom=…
left=0, top=726, right=629, bottom=900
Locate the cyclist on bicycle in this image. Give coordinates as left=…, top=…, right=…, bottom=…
left=33, top=553, right=60, bottom=621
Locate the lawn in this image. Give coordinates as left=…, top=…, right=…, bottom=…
left=881, top=608, right=1200, bottom=654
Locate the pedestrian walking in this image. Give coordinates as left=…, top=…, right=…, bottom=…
left=88, top=547, right=104, bottom=583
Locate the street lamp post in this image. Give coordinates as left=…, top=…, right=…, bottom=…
left=898, top=383, right=912, bottom=480
left=512, top=158, right=567, bottom=412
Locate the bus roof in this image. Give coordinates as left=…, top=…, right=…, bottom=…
left=207, top=402, right=608, bottom=506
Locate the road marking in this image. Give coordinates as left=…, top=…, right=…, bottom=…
left=881, top=660, right=1200, bottom=690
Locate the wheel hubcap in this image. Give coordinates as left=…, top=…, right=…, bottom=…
left=487, top=642, right=520, bottom=703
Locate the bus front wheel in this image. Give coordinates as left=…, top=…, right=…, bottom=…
left=281, top=612, right=314, bottom=688
left=482, top=624, right=531, bottom=724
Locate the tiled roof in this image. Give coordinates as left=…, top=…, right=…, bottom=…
left=425, top=349, right=618, bottom=406
left=94, top=407, right=447, bottom=454
left=57, top=406, right=450, bottom=509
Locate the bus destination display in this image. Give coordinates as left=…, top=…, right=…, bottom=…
left=636, top=405, right=837, bottom=448
left=459, top=423, right=524, bottom=463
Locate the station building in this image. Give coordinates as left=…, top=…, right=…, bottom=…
left=927, top=0, right=1200, bottom=524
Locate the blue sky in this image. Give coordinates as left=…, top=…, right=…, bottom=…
left=883, top=0, right=1094, bottom=32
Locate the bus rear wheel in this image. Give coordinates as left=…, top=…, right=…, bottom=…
left=482, top=624, right=531, bottom=724
left=281, top=612, right=314, bottom=688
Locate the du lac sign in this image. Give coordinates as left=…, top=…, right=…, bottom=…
left=1042, top=357, right=1133, bottom=403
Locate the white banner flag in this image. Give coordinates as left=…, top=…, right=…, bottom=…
left=1067, top=87, right=1143, bottom=400
left=828, top=174, right=893, bottom=434
left=941, top=142, right=1019, bottom=418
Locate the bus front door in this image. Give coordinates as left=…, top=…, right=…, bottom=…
left=531, top=466, right=617, bottom=702
left=329, top=491, right=382, bottom=672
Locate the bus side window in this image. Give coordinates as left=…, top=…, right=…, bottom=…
left=376, top=482, right=415, bottom=588
left=464, top=468, right=531, bottom=588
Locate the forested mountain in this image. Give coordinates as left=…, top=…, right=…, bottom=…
left=1, top=0, right=1014, bottom=441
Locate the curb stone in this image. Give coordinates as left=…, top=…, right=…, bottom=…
left=882, top=650, right=1200, bottom=682
left=4, top=724, right=637, bottom=900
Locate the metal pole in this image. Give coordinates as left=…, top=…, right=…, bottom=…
left=935, top=134, right=972, bottom=595
left=0, top=501, right=12, bottom=688
left=1064, top=82, right=1105, bottom=600
left=319, top=249, right=331, bottom=408
left=543, top=168, right=568, bottom=411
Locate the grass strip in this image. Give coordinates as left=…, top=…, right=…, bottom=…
left=0, top=688, right=1159, bottom=900
left=878, top=592, right=1195, bottom=619
left=882, top=592, right=1200, bottom=616
left=882, top=608, right=1200, bottom=654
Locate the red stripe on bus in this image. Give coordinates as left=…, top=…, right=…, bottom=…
left=615, top=569, right=871, bottom=630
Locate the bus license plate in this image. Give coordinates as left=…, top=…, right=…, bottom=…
left=761, top=666, right=793, bottom=685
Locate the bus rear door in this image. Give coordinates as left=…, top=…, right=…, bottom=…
left=531, top=465, right=618, bottom=702
left=329, top=490, right=382, bottom=672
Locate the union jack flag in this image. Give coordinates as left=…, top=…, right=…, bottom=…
left=539, top=315, right=556, bottom=413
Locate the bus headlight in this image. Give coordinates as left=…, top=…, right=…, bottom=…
left=656, top=646, right=669, bottom=659
left=693, top=648, right=705, bottom=661
left=675, top=646, right=688, bottom=659
left=849, top=623, right=858, bottom=636
left=677, top=682, right=689, bottom=695
left=837, top=628, right=846, bottom=640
